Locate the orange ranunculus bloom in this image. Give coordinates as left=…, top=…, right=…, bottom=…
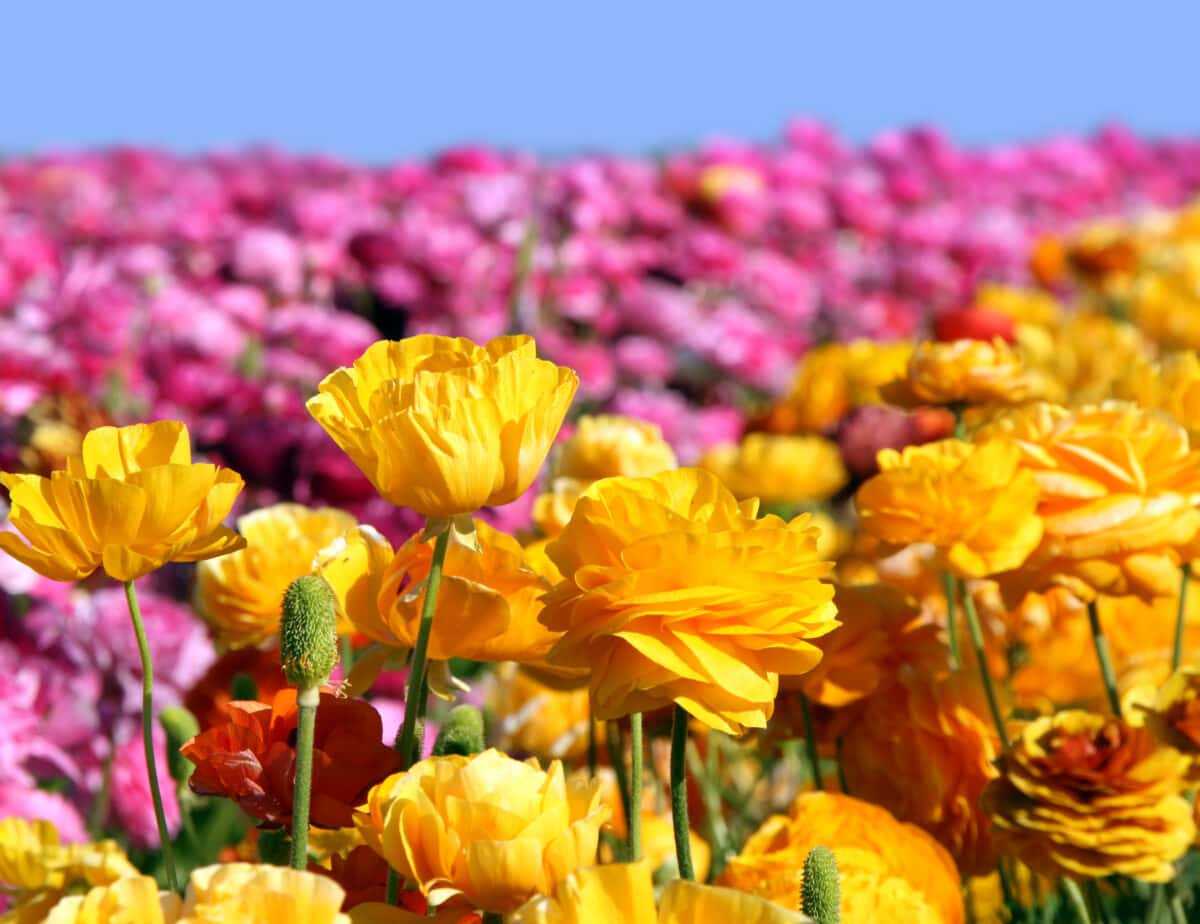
left=698, top=433, right=847, bottom=507
left=540, top=468, right=838, bottom=735
left=981, top=401, right=1200, bottom=602
left=880, top=337, right=1037, bottom=410
left=855, top=438, right=1044, bottom=579
left=719, top=792, right=964, bottom=924
left=982, top=710, right=1194, bottom=882
left=183, top=646, right=289, bottom=730
left=0, top=420, right=245, bottom=582
left=838, top=669, right=1000, bottom=876
left=195, top=503, right=357, bottom=649
left=182, top=689, right=401, bottom=829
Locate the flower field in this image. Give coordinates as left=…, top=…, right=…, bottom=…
left=5, top=123, right=1200, bottom=922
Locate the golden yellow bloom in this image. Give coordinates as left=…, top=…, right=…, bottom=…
left=835, top=848, right=946, bottom=924
left=196, top=503, right=356, bottom=648
left=838, top=670, right=1000, bottom=876
left=719, top=792, right=964, bottom=924
left=177, top=863, right=350, bottom=923
left=982, top=710, right=1194, bottom=882
left=541, top=468, right=838, bottom=735
left=855, top=438, right=1043, bottom=579
left=0, top=819, right=139, bottom=923
left=880, top=338, right=1037, bottom=409
left=509, top=860, right=810, bottom=924
left=534, top=415, right=676, bottom=536
left=44, top=876, right=181, bottom=924
left=355, top=749, right=609, bottom=914
left=1039, top=312, right=1151, bottom=404
left=1129, top=246, right=1200, bottom=350
left=307, top=335, right=577, bottom=519
left=0, top=421, right=245, bottom=582
left=982, top=402, right=1200, bottom=602
left=698, top=434, right=847, bottom=506
left=1130, top=668, right=1200, bottom=781
left=974, top=283, right=1061, bottom=328
left=488, top=662, right=597, bottom=762
left=1113, top=351, right=1200, bottom=443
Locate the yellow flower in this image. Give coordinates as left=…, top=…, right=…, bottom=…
left=880, top=338, right=1037, bottom=409
left=698, top=434, right=847, bottom=506
left=541, top=468, right=838, bottom=735
left=195, top=503, right=357, bottom=648
left=1130, top=246, right=1200, bottom=350
left=44, top=876, right=181, bottom=924
left=355, top=749, right=608, bottom=914
left=0, top=819, right=139, bottom=923
left=534, top=415, right=676, bottom=536
left=508, top=860, right=810, bottom=924
left=981, top=402, right=1200, bottom=602
left=854, top=438, right=1044, bottom=579
left=0, top=421, right=245, bottom=582
left=1130, top=667, right=1200, bottom=781
left=177, top=863, right=350, bottom=923
left=982, top=710, right=1194, bottom=882
left=488, top=662, right=597, bottom=762
left=1113, top=351, right=1200, bottom=443
left=974, top=283, right=1061, bottom=328
left=307, top=335, right=578, bottom=519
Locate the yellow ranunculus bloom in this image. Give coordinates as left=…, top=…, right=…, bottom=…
left=355, top=749, right=609, bottom=915
left=488, top=662, right=597, bottom=762
left=541, top=468, right=838, bottom=735
left=177, top=863, right=350, bottom=923
left=44, top=876, right=182, bottom=924
left=307, top=335, right=578, bottom=519
left=855, top=438, right=1044, bottom=579
left=0, top=421, right=245, bottom=582
left=982, top=710, right=1194, bottom=882
left=508, top=860, right=811, bottom=924
left=1129, top=667, right=1200, bottom=781
left=981, top=401, right=1200, bottom=602
left=833, top=848, right=946, bottom=924
left=698, top=433, right=847, bottom=506
left=196, top=503, right=356, bottom=648
left=1113, top=351, right=1200, bottom=443
left=880, top=338, right=1037, bottom=409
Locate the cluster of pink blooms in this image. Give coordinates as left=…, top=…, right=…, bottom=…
left=5, top=121, right=1200, bottom=839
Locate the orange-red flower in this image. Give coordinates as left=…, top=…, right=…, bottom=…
left=183, top=646, right=288, bottom=730
left=182, top=689, right=401, bottom=828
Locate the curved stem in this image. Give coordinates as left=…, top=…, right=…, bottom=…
left=628, top=712, right=643, bottom=862
left=942, top=570, right=961, bottom=669
left=1173, top=563, right=1191, bottom=672
left=959, top=579, right=1010, bottom=748
left=1167, top=881, right=1188, bottom=924
left=670, top=705, right=695, bottom=881
left=289, top=687, right=318, bottom=870
left=1087, top=600, right=1123, bottom=717
left=798, top=692, right=824, bottom=791
left=123, top=580, right=180, bottom=892
left=1061, top=879, right=1093, bottom=924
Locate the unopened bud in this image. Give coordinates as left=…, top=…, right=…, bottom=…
left=801, top=845, right=841, bottom=924
left=280, top=575, right=338, bottom=691
left=160, top=706, right=200, bottom=784
left=432, top=705, right=486, bottom=757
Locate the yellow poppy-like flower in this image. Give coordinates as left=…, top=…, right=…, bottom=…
left=719, top=792, right=964, bottom=924
left=1113, top=351, right=1200, bottom=443
left=195, top=503, right=357, bottom=648
left=541, top=468, right=838, bottom=735
left=1129, top=668, right=1200, bottom=781
left=1039, top=312, right=1152, bottom=404
left=307, top=335, right=578, bottom=520
left=880, top=338, right=1037, bottom=410
left=355, top=749, right=609, bottom=915
left=0, top=818, right=140, bottom=923
left=488, top=662, right=597, bottom=762
left=854, top=438, right=1044, bottom=579
left=838, top=669, right=1000, bottom=876
left=981, top=401, right=1200, bottom=602
left=177, top=863, right=350, bottom=923
left=44, top=876, right=182, bottom=924
left=982, top=710, right=1194, bottom=882
left=509, top=860, right=811, bottom=924
left=698, top=434, right=847, bottom=506
left=974, top=283, right=1062, bottom=329
left=533, top=415, right=677, bottom=536
left=0, top=421, right=245, bottom=582
left=1129, top=249, right=1200, bottom=350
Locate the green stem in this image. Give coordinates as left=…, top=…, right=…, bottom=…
left=1061, top=879, right=1093, bottom=924
left=942, top=570, right=961, bottom=668
left=834, top=737, right=850, bottom=795
left=482, top=913, right=505, bottom=924
left=1167, top=881, right=1188, bottom=924
left=959, top=579, right=1010, bottom=748
left=628, top=712, right=643, bottom=862
left=670, top=705, right=695, bottom=881
left=123, top=580, right=180, bottom=893
left=1173, top=563, right=1191, bottom=672
left=607, top=719, right=632, bottom=852
left=1087, top=600, right=1123, bottom=717
left=289, top=687, right=318, bottom=870
left=86, top=741, right=115, bottom=838
left=798, top=692, right=824, bottom=791
left=1145, top=884, right=1165, bottom=924
left=340, top=633, right=355, bottom=677
left=685, top=740, right=730, bottom=877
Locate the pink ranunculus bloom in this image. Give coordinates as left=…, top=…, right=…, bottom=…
left=107, top=722, right=181, bottom=848
left=0, top=781, right=87, bottom=843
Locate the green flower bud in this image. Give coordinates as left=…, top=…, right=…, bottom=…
left=280, top=575, right=338, bottom=691
left=432, top=705, right=486, bottom=757
left=231, top=672, right=259, bottom=701
left=160, top=706, right=201, bottom=784
left=801, top=845, right=841, bottom=924
left=256, top=827, right=292, bottom=866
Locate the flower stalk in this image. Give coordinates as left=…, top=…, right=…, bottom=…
left=628, top=712, right=644, bottom=861
left=670, top=705, right=695, bottom=880
left=289, top=687, right=318, bottom=870
left=1173, top=562, right=1191, bottom=671
left=959, top=579, right=1010, bottom=748
left=798, top=691, right=824, bottom=791
left=1086, top=600, right=1123, bottom=717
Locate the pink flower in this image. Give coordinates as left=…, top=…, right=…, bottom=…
left=0, top=782, right=87, bottom=843
left=107, top=723, right=180, bottom=848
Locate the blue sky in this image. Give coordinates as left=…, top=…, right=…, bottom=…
left=2, top=3, right=1197, bottom=161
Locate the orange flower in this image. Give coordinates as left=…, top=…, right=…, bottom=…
left=880, top=338, right=1037, bottom=409
left=311, top=845, right=390, bottom=910
left=183, top=646, right=289, bottom=730
left=982, top=710, right=1194, bottom=881
left=838, top=669, right=1000, bottom=875
left=982, top=402, right=1200, bottom=602
left=182, top=689, right=402, bottom=828
left=1130, top=668, right=1200, bottom=781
